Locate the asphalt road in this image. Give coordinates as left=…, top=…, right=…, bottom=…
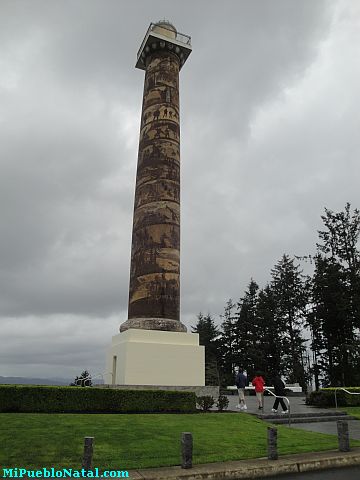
left=259, top=465, right=360, bottom=479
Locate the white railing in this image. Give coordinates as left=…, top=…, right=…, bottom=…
left=334, top=388, right=360, bottom=409
left=227, top=385, right=302, bottom=393
left=264, top=388, right=291, bottom=427
left=137, top=22, right=191, bottom=60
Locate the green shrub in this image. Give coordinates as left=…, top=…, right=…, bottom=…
left=0, top=385, right=196, bottom=413
left=306, top=387, right=360, bottom=407
left=216, top=394, right=229, bottom=411
left=196, top=395, right=215, bottom=411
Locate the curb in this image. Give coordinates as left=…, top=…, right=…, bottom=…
left=128, top=448, right=360, bottom=479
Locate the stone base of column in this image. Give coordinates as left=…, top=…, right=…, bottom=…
left=120, top=317, right=187, bottom=333
left=104, top=329, right=205, bottom=386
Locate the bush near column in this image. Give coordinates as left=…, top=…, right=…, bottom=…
left=307, top=387, right=360, bottom=407
left=196, top=395, right=215, bottom=411
left=216, top=394, right=229, bottom=411
left=0, top=385, right=196, bottom=413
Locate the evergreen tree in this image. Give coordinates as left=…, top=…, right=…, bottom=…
left=309, top=204, right=360, bottom=386
left=310, top=254, right=354, bottom=385
left=305, top=292, right=323, bottom=391
left=192, top=313, right=221, bottom=385
left=71, top=370, right=92, bottom=387
left=218, top=299, right=238, bottom=385
left=219, top=282, right=286, bottom=385
left=256, top=285, right=283, bottom=379
left=271, top=255, right=309, bottom=386
left=235, top=279, right=259, bottom=377
left=317, top=203, right=360, bottom=329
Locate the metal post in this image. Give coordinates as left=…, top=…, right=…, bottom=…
left=288, top=401, right=291, bottom=427
left=181, top=432, right=193, bottom=469
left=335, top=389, right=338, bottom=409
left=267, top=427, right=278, bottom=460
left=82, top=436, right=94, bottom=470
left=337, top=421, right=350, bottom=452
left=264, top=389, right=291, bottom=427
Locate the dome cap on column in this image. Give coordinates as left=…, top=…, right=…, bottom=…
left=152, top=20, right=177, bottom=39
left=136, top=21, right=192, bottom=71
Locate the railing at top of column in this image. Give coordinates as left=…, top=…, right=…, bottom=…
left=137, top=23, right=191, bottom=60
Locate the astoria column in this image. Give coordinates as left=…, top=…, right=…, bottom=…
left=120, top=22, right=192, bottom=333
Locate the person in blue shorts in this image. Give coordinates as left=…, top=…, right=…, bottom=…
left=235, top=368, right=248, bottom=410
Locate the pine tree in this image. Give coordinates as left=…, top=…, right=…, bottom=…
left=310, top=254, right=354, bottom=385
left=218, top=299, right=238, bottom=385
left=235, top=279, right=259, bottom=377
left=309, top=204, right=360, bottom=386
left=219, top=281, right=287, bottom=385
left=71, top=370, right=92, bottom=387
left=271, top=255, right=309, bottom=386
left=317, top=203, right=360, bottom=330
left=256, top=285, right=284, bottom=379
left=192, top=313, right=221, bottom=385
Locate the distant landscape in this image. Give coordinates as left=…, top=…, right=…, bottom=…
left=0, top=376, right=104, bottom=385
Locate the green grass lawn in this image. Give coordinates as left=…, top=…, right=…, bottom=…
left=1, top=412, right=359, bottom=471
left=343, top=407, right=360, bottom=419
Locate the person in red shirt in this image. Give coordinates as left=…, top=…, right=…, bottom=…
left=252, top=372, right=265, bottom=410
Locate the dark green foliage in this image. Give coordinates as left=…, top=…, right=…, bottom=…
left=307, top=388, right=360, bottom=407
left=219, top=272, right=307, bottom=387
left=235, top=279, right=260, bottom=378
left=308, top=203, right=360, bottom=387
left=196, top=395, right=215, bottom=411
left=192, top=313, right=221, bottom=386
left=270, top=255, right=309, bottom=387
left=0, top=385, right=196, bottom=413
left=235, top=281, right=283, bottom=380
left=216, top=394, right=229, bottom=411
left=309, top=255, right=356, bottom=385
left=306, top=389, right=336, bottom=407
left=198, top=204, right=360, bottom=391
left=70, top=370, right=92, bottom=387
left=318, top=203, right=360, bottom=279
left=255, top=286, right=283, bottom=379
left=192, top=313, right=220, bottom=355
left=218, top=299, right=238, bottom=386
left=204, top=356, right=221, bottom=387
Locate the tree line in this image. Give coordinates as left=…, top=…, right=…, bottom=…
left=192, top=203, right=360, bottom=390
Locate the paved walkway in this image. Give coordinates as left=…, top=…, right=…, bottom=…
left=227, top=394, right=360, bottom=439
left=226, top=393, right=324, bottom=415
left=290, top=420, right=360, bottom=440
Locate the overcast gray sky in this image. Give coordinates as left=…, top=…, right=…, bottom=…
left=1, top=0, right=359, bottom=379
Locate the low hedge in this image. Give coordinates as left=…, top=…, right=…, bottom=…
left=0, top=385, right=196, bottom=413
left=306, top=387, right=360, bottom=407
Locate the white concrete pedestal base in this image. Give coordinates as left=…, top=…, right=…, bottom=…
left=104, top=329, right=205, bottom=386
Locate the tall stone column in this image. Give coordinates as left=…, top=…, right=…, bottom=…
left=120, top=22, right=192, bottom=333
left=105, top=21, right=205, bottom=388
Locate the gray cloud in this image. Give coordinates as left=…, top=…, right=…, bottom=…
left=1, top=0, right=359, bottom=378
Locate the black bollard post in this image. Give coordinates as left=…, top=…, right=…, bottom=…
left=337, top=420, right=350, bottom=452
left=267, top=427, right=278, bottom=460
left=82, top=436, right=94, bottom=470
left=181, top=432, right=193, bottom=469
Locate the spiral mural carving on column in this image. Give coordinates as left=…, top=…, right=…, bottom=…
left=121, top=49, right=186, bottom=333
